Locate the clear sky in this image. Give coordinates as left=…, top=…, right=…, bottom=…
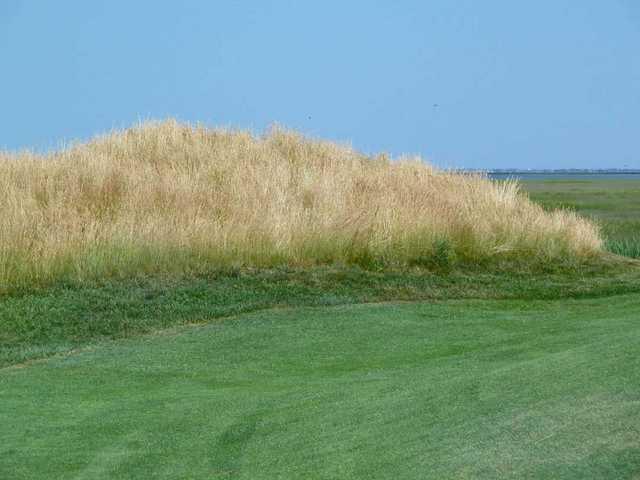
left=1, top=1, right=639, bottom=169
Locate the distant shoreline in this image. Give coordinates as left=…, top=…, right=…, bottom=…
left=460, top=169, right=640, bottom=181
left=476, top=169, right=640, bottom=175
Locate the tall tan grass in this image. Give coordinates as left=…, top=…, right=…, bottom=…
left=0, top=119, right=602, bottom=290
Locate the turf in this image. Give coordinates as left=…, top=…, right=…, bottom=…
left=2, top=264, right=640, bottom=368
left=2, top=296, right=640, bottom=479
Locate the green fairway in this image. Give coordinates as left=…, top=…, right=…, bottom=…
left=2, top=296, right=640, bottom=479
left=521, top=178, right=640, bottom=258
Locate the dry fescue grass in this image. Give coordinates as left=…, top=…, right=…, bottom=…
left=0, top=119, right=602, bottom=290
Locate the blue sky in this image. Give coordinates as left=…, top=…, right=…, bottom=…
left=1, top=1, right=638, bottom=169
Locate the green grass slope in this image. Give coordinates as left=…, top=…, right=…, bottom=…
left=2, top=296, right=640, bottom=479
left=3, top=264, right=640, bottom=368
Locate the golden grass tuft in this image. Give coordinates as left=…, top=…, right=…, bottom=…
left=0, top=119, right=602, bottom=289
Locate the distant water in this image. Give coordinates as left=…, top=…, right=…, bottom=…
left=487, top=172, right=640, bottom=181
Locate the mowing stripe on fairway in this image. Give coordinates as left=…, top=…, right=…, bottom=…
left=2, top=296, right=640, bottom=479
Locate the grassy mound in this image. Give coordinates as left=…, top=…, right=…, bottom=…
left=0, top=120, right=602, bottom=290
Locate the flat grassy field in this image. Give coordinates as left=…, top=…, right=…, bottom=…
left=522, top=177, right=640, bottom=257
left=1, top=177, right=640, bottom=478
left=3, top=296, right=640, bottom=479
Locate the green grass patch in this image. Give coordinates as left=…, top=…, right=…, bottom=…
left=2, top=295, right=639, bottom=479
left=607, top=238, right=640, bottom=259
left=1, top=262, right=639, bottom=368
left=521, top=178, right=640, bottom=257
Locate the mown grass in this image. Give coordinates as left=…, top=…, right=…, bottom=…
left=2, top=295, right=640, bottom=479
left=2, top=261, right=639, bottom=368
